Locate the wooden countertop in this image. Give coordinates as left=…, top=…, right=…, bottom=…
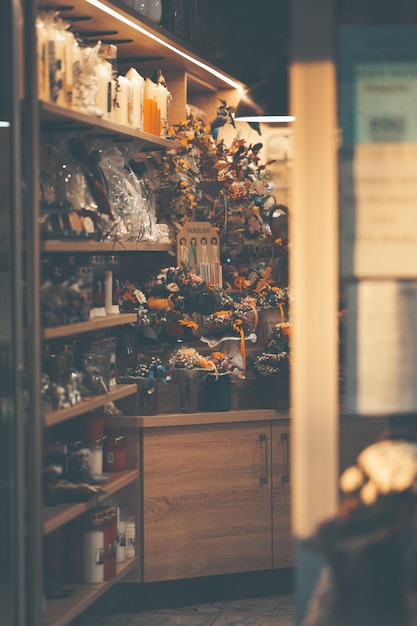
left=104, top=409, right=289, bottom=429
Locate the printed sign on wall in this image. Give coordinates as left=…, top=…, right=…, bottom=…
left=339, top=27, right=417, bottom=278
left=176, top=222, right=222, bottom=285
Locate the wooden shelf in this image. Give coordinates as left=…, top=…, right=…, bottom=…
left=105, top=408, right=290, bottom=429
left=42, top=239, right=175, bottom=253
left=40, top=100, right=179, bottom=149
left=43, top=313, right=137, bottom=340
left=45, top=557, right=139, bottom=626
left=43, top=469, right=139, bottom=535
left=44, top=383, right=138, bottom=427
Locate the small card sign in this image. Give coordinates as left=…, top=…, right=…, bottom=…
left=176, top=222, right=222, bottom=285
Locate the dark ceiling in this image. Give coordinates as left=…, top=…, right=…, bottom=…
left=160, top=0, right=417, bottom=87
left=160, top=0, right=291, bottom=86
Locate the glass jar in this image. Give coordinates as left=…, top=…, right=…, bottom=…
left=104, top=435, right=126, bottom=472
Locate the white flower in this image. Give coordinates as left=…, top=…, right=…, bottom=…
left=134, top=289, right=147, bottom=304
left=360, top=480, right=378, bottom=505
left=358, top=440, right=417, bottom=495
left=339, top=465, right=365, bottom=493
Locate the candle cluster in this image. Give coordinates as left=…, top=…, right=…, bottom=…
left=36, top=11, right=170, bottom=136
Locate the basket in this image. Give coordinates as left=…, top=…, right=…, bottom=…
left=257, top=370, right=290, bottom=409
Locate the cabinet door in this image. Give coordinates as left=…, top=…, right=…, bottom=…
left=142, top=422, right=272, bottom=581
left=272, top=420, right=293, bottom=568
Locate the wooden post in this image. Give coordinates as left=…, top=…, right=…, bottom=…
left=289, top=0, right=339, bottom=622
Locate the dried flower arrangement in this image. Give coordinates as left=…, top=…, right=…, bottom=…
left=252, top=322, right=291, bottom=376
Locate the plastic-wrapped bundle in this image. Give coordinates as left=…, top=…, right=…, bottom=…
left=97, top=144, right=157, bottom=241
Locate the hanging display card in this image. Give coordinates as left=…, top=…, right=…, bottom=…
left=176, top=222, right=222, bottom=286
left=339, top=27, right=417, bottom=278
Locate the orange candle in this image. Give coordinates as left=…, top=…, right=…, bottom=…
left=143, top=98, right=153, bottom=133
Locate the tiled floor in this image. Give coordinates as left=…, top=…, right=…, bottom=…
left=72, top=594, right=295, bottom=626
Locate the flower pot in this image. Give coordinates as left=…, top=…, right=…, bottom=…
left=203, top=374, right=231, bottom=412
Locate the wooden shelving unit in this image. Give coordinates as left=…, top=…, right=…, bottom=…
left=43, top=469, right=139, bottom=535
left=45, top=557, right=139, bottom=626
left=42, top=240, right=175, bottom=253
left=41, top=100, right=179, bottom=149
left=44, top=383, right=137, bottom=427
left=32, top=1, right=249, bottom=623
left=43, top=313, right=138, bottom=340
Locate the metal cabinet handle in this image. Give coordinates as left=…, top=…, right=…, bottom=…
left=260, top=434, right=268, bottom=484
left=281, top=432, right=290, bottom=483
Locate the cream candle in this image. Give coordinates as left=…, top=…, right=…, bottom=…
left=96, top=58, right=113, bottom=120
left=125, top=67, right=144, bottom=129
left=113, top=75, right=130, bottom=126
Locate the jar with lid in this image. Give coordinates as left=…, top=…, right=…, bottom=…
left=86, top=438, right=104, bottom=475
left=104, top=435, right=126, bottom=472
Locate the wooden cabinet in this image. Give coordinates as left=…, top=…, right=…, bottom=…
left=141, top=417, right=292, bottom=582
left=272, top=420, right=292, bottom=569
left=142, top=421, right=272, bottom=581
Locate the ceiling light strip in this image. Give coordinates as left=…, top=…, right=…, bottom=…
left=85, top=0, right=244, bottom=90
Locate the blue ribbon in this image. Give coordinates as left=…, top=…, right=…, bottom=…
left=148, top=364, right=168, bottom=389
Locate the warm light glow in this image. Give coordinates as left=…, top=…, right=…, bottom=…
left=235, top=114, right=296, bottom=123
left=85, top=0, right=244, bottom=90
left=0, top=121, right=10, bottom=127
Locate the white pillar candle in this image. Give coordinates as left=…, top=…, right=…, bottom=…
left=125, top=67, right=144, bottom=129
left=83, top=529, right=104, bottom=583
left=125, top=517, right=135, bottom=559
left=96, top=58, right=113, bottom=120
left=113, top=75, right=131, bottom=126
